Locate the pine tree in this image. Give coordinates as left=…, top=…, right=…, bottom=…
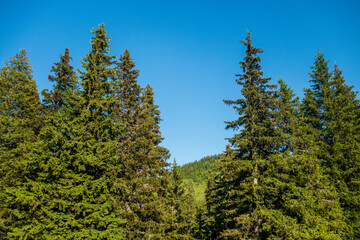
left=324, top=64, right=360, bottom=238
left=206, top=32, right=278, bottom=239
left=301, top=53, right=360, bottom=238
left=257, top=79, right=346, bottom=239
left=41, top=48, right=77, bottom=114
left=206, top=35, right=347, bottom=239
left=27, top=24, right=126, bottom=239
left=0, top=50, right=42, bottom=238
left=113, top=49, right=143, bottom=177
left=205, top=145, right=236, bottom=239
left=112, top=49, right=149, bottom=238
left=163, top=160, right=195, bottom=239
left=58, top=23, right=126, bottom=239
left=112, top=49, right=173, bottom=238
left=274, top=78, right=300, bottom=153
left=302, top=51, right=332, bottom=158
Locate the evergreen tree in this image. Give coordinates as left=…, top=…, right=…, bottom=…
left=206, top=32, right=278, bottom=239
left=60, top=23, right=125, bottom=238
left=0, top=50, right=42, bottom=238
left=259, top=153, right=346, bottom=239
left=206, top=36, right=346, bottom=239
left=112, top=49, right=172, bottom=238
left=302, top=51, right=332, bottom=158
left=274, top=78, right=300, bottom=153
left=142, top=87, right=197, bottom=239
left=41, top=48, right=77, bottom=113
left=112, top=49, right=151, bottom=238
left=301, top=53, right=360, bottom=238
left=113, top=49, right=142, bottom=176
left=163, top=160, right=195, bottom=239
left=205, top=145, right=236, bottom=239
left=194, top=206, right=207, bottom=240
left=323, top=64, right=360, bottom=238
left=30, top=24, right=126, bottom=239
left=257, top=79, right=346, bottom=239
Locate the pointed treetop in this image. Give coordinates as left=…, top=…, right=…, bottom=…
left=278, top=78, right=297, bottom=100
left=5, top=49, right=33, bottom=76
left=119, top=49, right=139, bottom=74
left=90, top=23, right=111, bottom=54
left=41, top=48, right=77, bottom=112
left=80, top=23, right=116, bottom=100
left=310, top=51, right=331, bottom=87
left=48, top=48, right=76, bottom=88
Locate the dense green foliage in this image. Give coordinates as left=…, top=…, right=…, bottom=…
left=301, top=53, right=360, bottom=238
left=0, top=26, right=359, bottom=239
left=0, top=49, right=42, bottom=238
left=180, top=155, right=220, bottom=185
left=180, top=155, right=220, bottom=206
left=204, top=33, right=352, bottom=240
left=0, top=24, right=194, bottom=239
left=324, top=65, right=360, bottom=238
left=206, top=32, right=280, bottom=239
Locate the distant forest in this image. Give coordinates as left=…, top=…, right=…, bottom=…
left=181, top=155, right=219, bottom=185
left=180, top=155, right=220, bottom=206
left=1, top=24, right=359, bottom=239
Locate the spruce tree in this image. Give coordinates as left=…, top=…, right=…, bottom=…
left=64, top=23, right=125, bottom=238
left=274, top=78, right=300, bottom=153
left=163, top=160, right=195, bottom=239
left=112, top=49, right=173, bottom=238
left=302, top=53, right=359, bottom=238
left=206, top=35, right=346, bottom=239
left=41, top=48, right=77, bottom=113
left=113, top=50, right=167, bottom=238
left=141, top=84, right=171, bottom=179
left=0, top=50, right=42, bottom=238
left=205, top=145, right=236, bottom=239
left=113, top=49, right=143, bottom=177
left=194, top=206, right=208, bottom=240
left=30, top=24, right=126, bottom=239
left=142, top=86, right=198, bottom=239
left=324, top=64, right=360, bottom=238
left=302, top=51, right=332, bottom=158
left=31, top=58, right=85, bottom=239
left=259, top=154, right=346, bottom=239
left=257, top=79, right=346, bottom=239
left=206, top=32, right=278, bottom=239
left=112, top=49, right=149, bottom=238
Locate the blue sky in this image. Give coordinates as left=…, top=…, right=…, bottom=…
left=1, top=0, right=360, bottom=165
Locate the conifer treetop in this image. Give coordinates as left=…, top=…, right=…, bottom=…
left=80, top=23, right=116, bottom=101
left=42, top=48, right=77, bottom=111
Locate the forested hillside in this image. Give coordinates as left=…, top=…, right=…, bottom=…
left=180, top=155, right=220, bottom=185
left=180, top=155, right=220, bottom=205
left=1, top=25, right=359, bottom=239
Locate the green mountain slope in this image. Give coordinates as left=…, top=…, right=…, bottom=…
left=180, top=155, right=220, bottom=205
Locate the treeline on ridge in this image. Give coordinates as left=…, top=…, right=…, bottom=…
left=0, top=25, right=359, bottom=240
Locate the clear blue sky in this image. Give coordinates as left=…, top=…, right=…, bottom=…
left=1, top=0, right=359, bottom=165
